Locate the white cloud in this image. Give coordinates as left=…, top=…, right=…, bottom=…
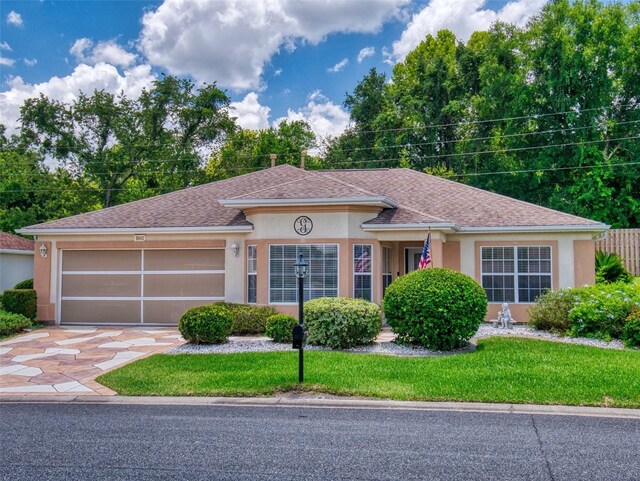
left=275, top=90, right=351, bottom=149
left=0, top=41, right=12, bottom=51
left=70, top=38, right=137, bottom=68
left=274, top=68, right=283, bottom=77
left=328, top=58, right=349, bottom=73
left=357, top=46, right=376, bottom=63
left=0, top=56, right=15, bottom=67
left=0, top=63, right=156, bottom=133
left=139, top=0, right=408, bottom=90
left=390, top=0, right=546, bottom=62
left=7, top=11, right=23, bottom=27
left=23, top=58, right=37, bottom=67
left=230, top=92, right=271, bottom=130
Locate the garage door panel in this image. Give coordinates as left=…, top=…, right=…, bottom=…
left=63, top=250, right=141, bottom=271
left=62, top=274, right=141, bottom=297
left=144, top=249, right=225, bottom=271
left=144, top=274, right=225, bottom=297
left=144, top=299, right=214, bottom=324
left=62, top=300, right=141, bottom=324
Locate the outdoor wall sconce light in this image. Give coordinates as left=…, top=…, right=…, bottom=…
left=231, top=242, right=239, bottom=257
left=39, top=243, right=48, bottom=258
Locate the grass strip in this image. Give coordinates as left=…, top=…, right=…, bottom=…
left=97, top=337, right=640, bottom=407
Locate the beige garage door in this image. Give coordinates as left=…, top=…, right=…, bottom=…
left=60, top=249, right=225, bottom=325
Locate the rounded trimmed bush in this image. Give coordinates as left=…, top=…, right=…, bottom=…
left=2, top=289, right=37, bottom=320
left=0, top=309, right=32, bottom=337
left=304, top=297, right=382, bottom=349
left=383, top=268, right=487, bottom=351
left=622, top=308, right=640, bottom=348
left=13, top=278, right=33, bottom=290
left=218, top=302, right=278, bottom=335
left=178, top=304, right=233, bottom=344
left=265, top=314, right=298, bottom=343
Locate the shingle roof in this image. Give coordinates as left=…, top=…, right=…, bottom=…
left=21, top=164, right=604, bottom=232
left=0, top=232, right=35, bottom=251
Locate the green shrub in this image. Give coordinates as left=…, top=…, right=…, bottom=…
left=622, top=308, right=640, bottom=348
left=383, top=268, right=487, bottom=351
left=2, top=289, right=37, bottom=320
left=0, top=309, right=32, bottom=337
left=568, top=282, right=640, bottom=340
left=13, top=278, right=34, bottom=289
left=528, top=288, right=576, bottom=333
left=178, top=304, right=234, bottom=344
left=265, top=314, right=298, bottom=343
left=595, top=251, right=631, bottom=284
left=304, top=297, right=382, bottom=349
left=218, top=302, right=278, bottom=335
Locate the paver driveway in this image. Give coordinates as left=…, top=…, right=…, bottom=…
left=0, top=327, right=184, bottom=395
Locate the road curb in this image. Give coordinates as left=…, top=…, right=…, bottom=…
left=1, top=394, right=639, bottom=419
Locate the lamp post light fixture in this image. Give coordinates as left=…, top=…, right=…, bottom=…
left=230, top=242, right=239, bottom=257
left=293, top=252, right=309, bottom=383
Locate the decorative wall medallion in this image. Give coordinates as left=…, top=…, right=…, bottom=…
left=294, top=216, right=313, bottom=236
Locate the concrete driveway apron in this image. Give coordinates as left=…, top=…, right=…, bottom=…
left=0, top=327, right=184, bottom=396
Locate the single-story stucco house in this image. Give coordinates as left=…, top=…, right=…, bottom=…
left=18, top=164, right=607, bottom=325
left=0, top=232, right=34, bottom=292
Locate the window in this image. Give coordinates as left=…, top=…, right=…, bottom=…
left=247, top=245, right=257, bottom=304
left=382, top=246, right=393, bottom=294
left=269, top=244, right=338, bottom=303
left=354, top=244, right=373, bottom=301
left=481, top=246, right=551, bottom=303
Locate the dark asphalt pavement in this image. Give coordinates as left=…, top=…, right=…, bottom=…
left=1, top=403, right=639, bottom=480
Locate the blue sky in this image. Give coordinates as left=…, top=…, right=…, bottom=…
left=1, top=0, right=550, bottom=140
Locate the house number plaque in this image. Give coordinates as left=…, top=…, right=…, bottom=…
left=294, top=216, right=313, bottom=236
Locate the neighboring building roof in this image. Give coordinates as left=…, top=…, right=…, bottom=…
left=19, top=164, right=606, bottom=234
left=0, top=232, right=35, bottom=252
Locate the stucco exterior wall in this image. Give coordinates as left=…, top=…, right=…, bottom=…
left=0, top=252, right=34, bottom=292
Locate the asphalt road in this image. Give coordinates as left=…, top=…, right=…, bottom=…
left=1, top=403, right=639, bottom=481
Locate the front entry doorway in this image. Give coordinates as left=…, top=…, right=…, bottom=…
left=405, top=247, right=423, bottom=274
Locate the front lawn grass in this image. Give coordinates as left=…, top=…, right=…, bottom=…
left=97, top=337, right=640, bottom=407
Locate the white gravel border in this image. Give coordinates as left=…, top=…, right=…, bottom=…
left=168, top=324, right=629, bottom=356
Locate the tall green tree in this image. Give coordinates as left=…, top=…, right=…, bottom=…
left=19, top=76, right=235, bottom=207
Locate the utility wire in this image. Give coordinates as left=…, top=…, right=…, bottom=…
left=2, top=158, right=638, bottom=194
left=7, top=103, right=638, bottom=164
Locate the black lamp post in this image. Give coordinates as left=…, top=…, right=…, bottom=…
left=293, top=252, right=309, bottom=383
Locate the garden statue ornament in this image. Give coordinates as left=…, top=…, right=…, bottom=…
left=497, top=303, right=515, bottom=329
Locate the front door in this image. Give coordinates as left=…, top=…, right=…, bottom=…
left=405, top=248, right=423, bottom=274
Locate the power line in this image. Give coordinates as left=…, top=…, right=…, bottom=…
left=7, top=103, right=638, bottom=164
left=321, top=135, right=640, bottom=166
left=2, top=159, right=638, bottom=194
left=4, top=123, right=639, bottom=174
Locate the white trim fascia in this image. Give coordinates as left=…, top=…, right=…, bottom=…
left=361, top=223, right=609, bottom=234
left=0, top=249, right=34, bottom=255
left=220, top=196, right=398, bottom=209
left=361, top=223, right=458, bottom=232
left=17, top=225, right=254, bottom=236
left=457, top=224, right=609, bottom=233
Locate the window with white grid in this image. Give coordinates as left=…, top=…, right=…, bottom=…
left=269, top=244, right=338, bottom=303
left=247, top=245, right=257, bottom=304
left=353, top=244, right=373, bottom=301
left=481, top=246, right=552, bottom=303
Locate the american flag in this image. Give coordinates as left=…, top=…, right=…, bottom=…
left=355, top=247, right=371, bottom=272
left=418, top=232, right=431, bottom=269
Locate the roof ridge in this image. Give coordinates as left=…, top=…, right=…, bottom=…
left=325, top=169, right=450, bottom=223
left=319, top=170, right=390, bottom=198
left=400, top=168, right=601, bottom=225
